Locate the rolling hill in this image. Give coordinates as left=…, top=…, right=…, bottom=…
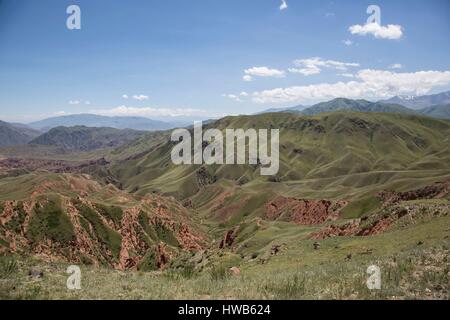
left=0, top=120, right=41, bottom=147
left=29, top=126, right=146, bottom=152
left=1, top=111, right=449, bottom=300
left=107, top=111, right=450, bottom=220
left=419, top=103, right=450, bottom=119
left=28, top=114, right=176, bottom=132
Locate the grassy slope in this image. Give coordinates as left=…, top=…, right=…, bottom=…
left=1, top=111, right=449, bottom=300
left=109, top=112, right=450, bottom=221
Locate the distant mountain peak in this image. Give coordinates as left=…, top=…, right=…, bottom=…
left=381, top=90, right=450, bottom=110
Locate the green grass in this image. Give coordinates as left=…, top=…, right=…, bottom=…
left=26, top=198, right=76, bottom=246
left=74, top=202, right=122, bottom=260
left=93, top=204, right=123, bottom=227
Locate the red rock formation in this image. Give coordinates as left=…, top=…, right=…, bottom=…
left=155, top=242, right=170, bottom=269
left=219, top=229, right=237, bottom=249
left=310, top=220, right=361, bottom=240
left=265, top=196, right=347, bottom=225
left=378, top=181, right=450, bottom=206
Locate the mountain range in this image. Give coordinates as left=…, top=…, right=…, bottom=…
left=380, top=90, right=450, bottom=109
left=1, top=109, right=449, bottom=299
left=28, top=114, right=177, bottom=132
left=0, top=120, right=41, bottom=147
left=259, top=92, right=450, bottom=119
left=29, top=126, right=147, bottom=152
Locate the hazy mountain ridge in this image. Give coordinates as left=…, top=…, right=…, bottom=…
left=29, top=126, right=147, bottom=152
left=28, top=114, right=176, bottom=132
left=0, top=120, right=41, bottom=147
left=299, top=98, right=414, bottom=116
left=257, top=92, right=450, bottom=120
left=380, top=91, right=450, bottom=110
left=418, top=103, right=450, bottom=119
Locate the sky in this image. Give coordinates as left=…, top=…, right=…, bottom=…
left=0, top=0, right=450, bottom=123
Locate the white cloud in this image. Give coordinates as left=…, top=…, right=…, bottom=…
left=343, top=39, right=353, bottom=46
left=133, top=94, right=149, bottom=101
left=222, top=94, right=242, bottom=102
left=90, top=106, right=210, bottom=118
left=85, top=101, right=91, bottom=105
left=339, top=73, right=355, bottom=78
left=69, top=100, right=81, bottom=105
left=252, top=69, right=450, bottom=104
left=349, top=22, right=403, bottom=40
left=289, top=57, right=360, bottom=76
left=240, top=91, right=249, bottom=97
left=288, top=66, right=321, bottom=76
left=389, top=63, right=403, bottom=69
left=122, top=94, right=129, bottom=99
left=244, top=66, right=285, bottom=79
left=280, top=0, right=288, bottom=11
left=243, top=75, right=253, bottom=82
left=325, top=12, right=335, bottom=18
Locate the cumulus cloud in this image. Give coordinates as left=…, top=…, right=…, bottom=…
left=252, top=69, right=450, bottom=104
left=69, top=100, right=81, bottom=105
left=222, top=94, right=242, bottom=102
left=240, top=91, right=249, bottom=97
left=133, top=94, right=149, bottom=101
left=349, top=22, right=403, bottom=40
left=288, top=57, right=359, bottom=76
left=122, top=94, right=129, bottom=99
left=389, top=63, right=403, bottom=69
left=90, top=106, right=209, bottom=118
left=244, top=66, right=285, bottom=80
left=280, top=0, right=288, bottom=11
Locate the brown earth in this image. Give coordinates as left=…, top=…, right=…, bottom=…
left=0, top=157, right=109, bottom=174
left=378, top=181, right=450, bottom=206
left=265, top=196, right=347, bottom=225
left=0, top=177, right=206, bottom=270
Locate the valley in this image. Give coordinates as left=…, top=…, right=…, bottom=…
left=0, top=109, right=449, bottom=300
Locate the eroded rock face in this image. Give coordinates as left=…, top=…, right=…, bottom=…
left=0, top=179, right=206, bottom=271
left=0, top=157, right=109, bottom=174
left=219, top=228, right=238, bottom=249
left=310, top=220, right=361, bottom=240
left=155, top=243, right=170, bottom=269
left=378, top=181, right=450, bottom=206
left=265, top=196, right=347, bottom=225
left=310, top=203, right=449, bottom=240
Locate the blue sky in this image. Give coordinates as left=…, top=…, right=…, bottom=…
left=0, top=0, right=450, bottom=122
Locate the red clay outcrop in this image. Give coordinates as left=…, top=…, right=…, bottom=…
left=265, top=196, right=347, bottom=225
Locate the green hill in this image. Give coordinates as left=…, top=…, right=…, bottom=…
left=0, top=121, right=41, bottom=147
left=29, top=126, right=146, bottom=152
left=108, top=112, right=450, bottom=221
left=419, top=103, right=450, bottom=119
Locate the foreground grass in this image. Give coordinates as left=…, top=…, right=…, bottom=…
left=1, top=212, right=448, bottom=300
left=0, top=246, right=448, bottom=300
left=1, top=241, right=448, bottom=300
